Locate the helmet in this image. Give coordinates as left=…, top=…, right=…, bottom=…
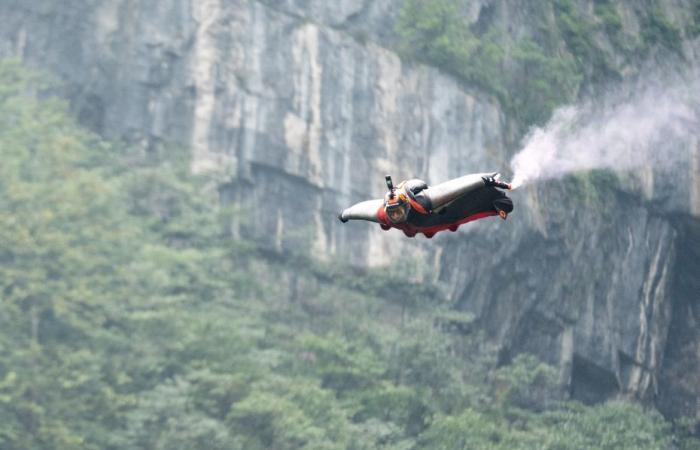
left=384, top=188, right=410, bottom=223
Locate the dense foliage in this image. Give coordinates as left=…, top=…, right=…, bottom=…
left=0, top=60, right=698, bottom=449
left=396, top=0, right=687, bottom=127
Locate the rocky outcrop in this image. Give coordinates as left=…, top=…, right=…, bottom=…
left=658, top=218, right=700, bottom=429
left=447, top=180, right=678, bottom=403
left=1, top=0, right=698, bottom=423
left=1, top=0, right=507, bottom=268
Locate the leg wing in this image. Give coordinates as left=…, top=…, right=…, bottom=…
left=338, top=199, right=384, bottom=223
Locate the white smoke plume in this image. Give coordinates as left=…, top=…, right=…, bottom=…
left=509, top=63, right=700, bottom=189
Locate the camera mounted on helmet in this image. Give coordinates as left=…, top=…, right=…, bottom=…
left=384, top=175, right=410, bottom=223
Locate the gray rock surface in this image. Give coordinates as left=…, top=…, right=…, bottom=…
left=1, top=0, right=698, bottom=423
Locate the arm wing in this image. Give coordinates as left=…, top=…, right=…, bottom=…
left=422, top=172, right=494, bottom=210
left=339, top=199, right=384, bottom=223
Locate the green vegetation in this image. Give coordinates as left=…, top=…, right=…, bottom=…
left=396, top=0, right=689, bottom=128
left=640, top=9, right=683, bottom=54
left=1, top=59, right=698, bottom=449
left=396, top=1, right=507, bottom=103
left=421, top=401, right=673, bottom=450
left=551, top=0, right=619, bottom=84
left=592, top=0, right=629, bottom=53
left=395, top=0, right=607, bottom=126
left=689, top=0, right=700, bottom=37
left=594, top=1, right=623, bottom=35
left=507, top=39, right=582, bottom=125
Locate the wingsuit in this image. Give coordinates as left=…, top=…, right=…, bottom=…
left=338, top=173, right=513, bottom=238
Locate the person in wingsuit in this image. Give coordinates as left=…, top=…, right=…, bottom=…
left=338, top=172, right=513, bottom=238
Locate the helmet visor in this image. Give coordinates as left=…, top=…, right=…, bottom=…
left=386, top=203, right=409, bottom=223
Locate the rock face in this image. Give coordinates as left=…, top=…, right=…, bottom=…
left=1, top=0, right=698, bottom=423
left=446, top=180, right=678, bottom=402
left=1, top=0, right=507, bottom=268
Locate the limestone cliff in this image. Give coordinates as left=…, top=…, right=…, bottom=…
left=1, top=0, right=698, bottom=425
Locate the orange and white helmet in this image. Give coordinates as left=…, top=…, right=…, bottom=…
left=384, top=181, right=410, bottom=223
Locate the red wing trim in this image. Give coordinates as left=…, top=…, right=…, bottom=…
left=413, top=211, right=498, bottom=236
left=377, top=207, right=389, bottom=225
left=378, top=210, right=499, bottom=237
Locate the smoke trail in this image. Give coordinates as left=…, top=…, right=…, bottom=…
left=509, top=64, right=700, bottom=189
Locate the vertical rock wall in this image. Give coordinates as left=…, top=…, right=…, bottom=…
left=0, top=0, right=507, bottom=267
left=1, top=0, right=698, bottom=422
